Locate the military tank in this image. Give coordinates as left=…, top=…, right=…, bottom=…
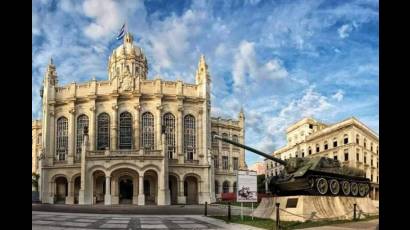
left=213, top=135, right=370, bottom=197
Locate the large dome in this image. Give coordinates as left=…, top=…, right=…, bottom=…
left=108, top=32, right=148, bottom=80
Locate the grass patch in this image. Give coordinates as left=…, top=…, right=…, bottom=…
left=210, top=214, right=379, bottom=229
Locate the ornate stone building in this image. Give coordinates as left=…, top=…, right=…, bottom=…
left=265, top=117, right=379, bottom=200
left=33, top=32, right=246, bottom=205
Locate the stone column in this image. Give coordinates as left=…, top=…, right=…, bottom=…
left=104, top=176, right=111, bottom=205
left=68, top=108, right=76, bottom=164
left=89, top=105, right=96, bottom=151
left=177, top=106, right=184, bottom=164
left=157, top=134, right=170, bottom=205
left=138, top=175, right=145, bottom=205
left=177, top=179, right=186, bottom=204
left=79, top=134, right=88, bottom=205
left=133, top=176, right=138, bottom=204
left=111, top=104, right=118, bottom=150
left=134, top=104, right=140, bottom=150
left=66, top=181, right=74, bottom=204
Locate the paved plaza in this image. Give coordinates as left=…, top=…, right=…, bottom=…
left=32, top=211, right=263, bottom=230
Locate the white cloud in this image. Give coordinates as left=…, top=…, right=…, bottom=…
left=338, top=24, right=353, bottom=39
left=232, top=41, right=288, bottom=92
left=332, top=90, right=344, bottom=102
left=83, top=0, right=129, bottom=40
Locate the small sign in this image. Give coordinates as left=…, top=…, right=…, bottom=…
left=237, top=170, right=257, bottom=202
left=286, top=198, right=298, bottom=208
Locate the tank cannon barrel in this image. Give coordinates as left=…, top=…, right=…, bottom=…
left=213, top=135, right=287, bottom=166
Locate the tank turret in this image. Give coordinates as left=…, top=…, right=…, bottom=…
left=213, top=135, right=370, bottom=197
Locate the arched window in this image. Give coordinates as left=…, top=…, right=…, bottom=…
left=142, top=112, right=154, bottom=150
left=343, top=134, right=349, bottom=144
left=316, top=144, right=320, bottom=153
left=356, top=134, right=360, bottom=144
left=184, top=115, right=196, bottom=161
left=232, top=135, right=239, bottom=143
left=215, top=181, right=219, bottom=195
left=233, top=182, right=237, bottom=194
left=223, top=181, right=230, bottom=193
left=119, top=112, right=132, bottom=149
left=97, top=113, right=110, bottom=150
left=76, top=114, right=89, bottom=158
left=324, top=141, right=328, bottom=150
left=333, top=137, right=337, bottom=147
left=370, top=142, right=374, bottom=152
left=56, top=117, right=68, bottom=161
left=308, top=146, right=312, bottom=155
left=163, top=113, right=175, bottom=158
left=211, top=131, right=218, bottom=147
left=222, top=133, right=229, bottom=148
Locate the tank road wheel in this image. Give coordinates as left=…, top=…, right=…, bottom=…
left=364, top=184, right=370, bottom=196
left=341, top=181, right=350, bottom=196
left=359, top=183, right=367, bottom=197
left=316, top=178, right=329, bottom=195
left=351, top=182, right=359, bottom=196
left=329, top=179, right=340, bottom=195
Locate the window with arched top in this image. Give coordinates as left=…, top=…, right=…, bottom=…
left=316, top=144, right=320, bottom=153
left=308, top=146, right=312, bottom=155
left=356, top=134, right=360, bottom=144
left=222, top=133, right=229, bottom=148
left=333, top=137, right=337, bottom=147
left=97, top=113, right=110, bottom=150
left=184, top=115, right=196, bottom=161
left=119, top=112, right=132, bottom=149
left=344, top=134, right=349, bottom=144
left=56, top=117, right=68, bottom=161
left=370, top=142, right=374, bottom=152
left=142, top=112, right=154, bottom=150
left=324, top=141, right=328, bottom=150
left=163, top=113, right=175, bottom=158
left=223, top=181, right=230, bottom=193
left=76, top=114, right=89, bottom=157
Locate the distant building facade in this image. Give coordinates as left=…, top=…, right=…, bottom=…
left=249, top=162, right=266, bottom=175
left=266, top=117, right=379, bottom=200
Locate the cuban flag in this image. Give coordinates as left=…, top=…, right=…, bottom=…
left=117, top=23, right=126, bottom=40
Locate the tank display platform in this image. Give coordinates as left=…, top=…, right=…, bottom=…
left=253, top=196, right=378, bottom=222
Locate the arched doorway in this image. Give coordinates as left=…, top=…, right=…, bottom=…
left=144, top=170, right=158, bottom=205
left=169, top=175, right=178, bottom=204
left=74, top=176, right=81, bottom=204
left=184, top=176, right=198, bottom=205
left=119, top=176, right=133, bottom=204
left=55, top=177, right=68, bottom=204
left=93, top=171, right=105, bottom=204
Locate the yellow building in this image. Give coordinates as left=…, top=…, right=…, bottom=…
left=33, top=32, right=246, bottom=205
left=266, top=117, right=379, bottom=200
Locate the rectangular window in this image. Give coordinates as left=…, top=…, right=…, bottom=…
left=302, top=152, right=305, bottom=157
left=333, top=141, right=337, bottom=148
left=222, top=156, right=228, bottom=170
left=334, top=155, right=338, bottom=160
left=214, top=157, right=219, bottom=168
left=324, top=144, right=328, bottom=150
left=233, top=157, right=239, bottom=170
left=316, top=146, right=320, bottom=153
left=344, top=137, right=348, bottom=144
left=371, top=174, right=373, bottom=181
left=364, top=153, right=367, bottom=164
left=371, top=158, right=373, bottom=167
left=309, top=149, right=312, bottom=155
left=344, top=152, right=349, bottom=161
left=356, top=152, right=359, bottom=161
left=309, top=124, right=313, bottom=129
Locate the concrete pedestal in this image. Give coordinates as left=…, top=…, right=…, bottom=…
left=253, top=196, right=379, bottom=222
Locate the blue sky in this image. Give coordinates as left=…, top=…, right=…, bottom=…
left=32, top=0, right=379, bottom=167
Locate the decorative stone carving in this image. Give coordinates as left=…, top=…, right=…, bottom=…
left=119, top=69, right=133, bottom=92
left=112, top=104, right=118, bottom=110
